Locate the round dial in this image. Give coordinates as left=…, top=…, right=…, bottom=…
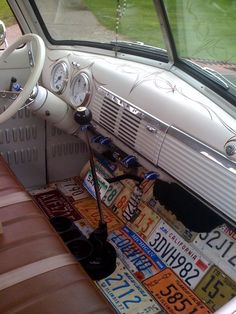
left=70, top=72, right=91, bottom=107
left=50, top=62, right=68, bottom=94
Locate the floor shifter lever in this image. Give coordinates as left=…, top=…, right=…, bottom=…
left=74, top=107, right=117, bottom=280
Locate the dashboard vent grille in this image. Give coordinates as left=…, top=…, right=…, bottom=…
left=99, top=96, right=119, bottom=134
left=90, top=87, right=168, bottom=164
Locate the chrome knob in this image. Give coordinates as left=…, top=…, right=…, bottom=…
left=225, top=143, right=236, bottom=156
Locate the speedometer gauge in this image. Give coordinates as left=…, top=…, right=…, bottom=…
left=50, top=62, right=68, bottom=94
left=70, top=72, right=91, bottom=107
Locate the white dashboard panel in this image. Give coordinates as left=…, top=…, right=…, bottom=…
left=41, top=49, right=236, bottom=224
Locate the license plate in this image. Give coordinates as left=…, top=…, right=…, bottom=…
left=74, top=197, right=123, bottom=232
left=194, top=265, right=236, bottom=311
left=96, top=259, right=162, bottom=314
left=147, top=219, right=211, bottom=288
left=172, top=220, right=197, bottom=243
left=108, top=228, right=162, bottom=281
left=55, top=177, right=89, bottom=202
left=156, top=206, right=197, bottom=243
left=84, top=160, right=124, bottom=207
left=112, top=188, right=133, bottom=222
left=122, top=185, right=143, bottom=223
left=123, top=226, right=166, bottom=270
left=74, top=219, right=94, bottom=238
left=83, top=169, right=110, bottom=199
left=219, top=224, right=236, bottom=241
left=32, top=189, right=81, bottom=220
left=130, top=202, right=160, bottom=240
left=141, top=181, right=155, bottom=203
left=143, top=268, right=212, bottom=314
left=102, top=181, right=124, bottom=207
left=93, top=158, right=124, bottom=206
left=193, top=227, right=236, bottom=281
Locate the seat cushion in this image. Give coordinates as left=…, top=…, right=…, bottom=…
left=0, top=157, right=114, bottom=314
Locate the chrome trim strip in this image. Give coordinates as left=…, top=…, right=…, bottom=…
left=153, top=0, right=176, bottom=63
left=167, top=126, right=236, bottom=174
left=97, top=86, right=169, bottom=133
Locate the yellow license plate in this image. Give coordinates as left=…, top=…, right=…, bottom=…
left=144, top=268, right=212, bottom=314
left=112, top=188, right=133, bottom=222
left=130, top=202, right=160, bottom=240
left=194, top=265, right=236, bottom=311
left=74, top=197, right=123, bottom=232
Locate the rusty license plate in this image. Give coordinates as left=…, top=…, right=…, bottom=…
left=33, top=189, right=81, bottom=220
left=143, top=268, right=212, bottom=314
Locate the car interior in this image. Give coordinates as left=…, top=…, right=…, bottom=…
left=0, top=1, right=236, bottom=313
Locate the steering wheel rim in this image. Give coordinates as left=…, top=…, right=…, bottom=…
left=0, top=33, right=45, bottom=123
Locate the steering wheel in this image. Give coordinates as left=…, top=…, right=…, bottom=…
left=0, top=33, right=45, bottom=123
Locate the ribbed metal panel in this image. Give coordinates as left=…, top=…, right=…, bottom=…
left=159, top=131, right=236, bottom=222
left=91, top=87, right=168, bottom=165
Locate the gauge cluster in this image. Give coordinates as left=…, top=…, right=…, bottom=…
left=70, top=72, right=91, bottom=107
left=50, top=62, right=68, bottom=94
left=50, top=61, right=91, bottom=109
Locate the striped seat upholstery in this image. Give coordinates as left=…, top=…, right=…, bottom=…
left=0, top=157, right=114, bottom=314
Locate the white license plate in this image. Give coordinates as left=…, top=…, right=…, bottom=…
left=147, top=219, right=211, bottom=289
left=109, top=228, right=163, bottom=281
left=83, top=170, right=110, bottom=199
left=74, top=219, right=94, bottom=238
left=96, top=259, right=162, bottom=314
left=193, top=226, right=236, bottom=281
left=94, top=159, right=124, bottom=207
left=56, top=177, right=89, bottom=201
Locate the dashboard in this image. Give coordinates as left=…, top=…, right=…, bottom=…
left=41, top=49, right=236, bottom=226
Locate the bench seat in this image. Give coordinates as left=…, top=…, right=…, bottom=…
left=0, top=157, right=114, bottom=314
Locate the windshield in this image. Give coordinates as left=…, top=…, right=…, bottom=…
left=34, top=0, right=166, bottom=49
left=164, top=0, right=236, bottom=98
left=32, top=0, right=236, bottom=103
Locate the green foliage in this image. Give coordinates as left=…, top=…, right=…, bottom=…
left=84, top=0, right=165, bottom=48
left=0, top=0, right=16, bottom=26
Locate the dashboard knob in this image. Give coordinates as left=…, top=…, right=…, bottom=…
left=122, top=155, right=137, bottom=168
left=225, top=143, right=236, bottom=156
left=144, top=171, right=159, bottom=180
left=74, top=107, right=92, bottom=125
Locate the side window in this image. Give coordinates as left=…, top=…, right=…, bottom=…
left=0, top=0, right=22, bottom=49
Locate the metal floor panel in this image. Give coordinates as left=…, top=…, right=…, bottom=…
left=0, top=103, right=46, bottom=189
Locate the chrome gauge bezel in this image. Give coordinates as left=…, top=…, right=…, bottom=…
left=50, top=61, right=69, bottom=94
left=70, top=72, right=91, bottom=108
